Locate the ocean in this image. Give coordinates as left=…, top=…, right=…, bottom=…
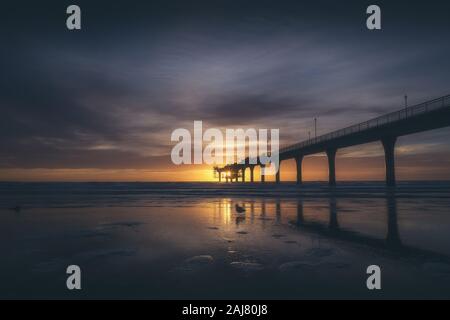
left=1, top=181, right=450, bottom=299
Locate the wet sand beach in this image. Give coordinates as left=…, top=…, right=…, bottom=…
left=1, top=182, right=450, bottom=299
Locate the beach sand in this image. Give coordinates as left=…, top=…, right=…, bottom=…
left=1, top=182, right=450, bottom=299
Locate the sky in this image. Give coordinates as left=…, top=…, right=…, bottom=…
left=1, top=0, right=450, bottom=181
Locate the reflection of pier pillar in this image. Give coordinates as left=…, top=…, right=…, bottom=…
left=382, top=137, right=397, bottom=187
left=326, top=148, right=337, bottom=186
left=261, top=199, right=267, bottom=228
left=250, top=166, right=255, bottom=182
left=260, top=165, right=265, bottom=183
left=296, top=199, right=304, bottom=226
left=295, top=155, right=303, bottom=185
left=241, top=168, right=246, bottom=182
left=386, top=193, right=402, bottom=246
left=329, top=197, right=339, bottom=230
left=276, top=199, right=281, bottom=222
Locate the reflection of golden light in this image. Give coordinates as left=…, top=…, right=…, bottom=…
left=221, top=198, right=231, bottom=225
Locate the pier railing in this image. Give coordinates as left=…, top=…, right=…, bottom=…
left=280, top=94, right=450, bottom=154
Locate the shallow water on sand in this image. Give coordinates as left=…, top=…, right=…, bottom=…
left=1, top=182, right=450, bottom=299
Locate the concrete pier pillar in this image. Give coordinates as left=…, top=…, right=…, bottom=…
left=295, top=155, right=303, bottom=185
left=275, top=166, right=280, bottom=183
left=250, top=166, right=255, bottom=182
left=241, top=168, right=245, bottom=182
left=326, top=148, right=337, bottom=186
left=382, top=137, right=397, bottom=187
left=260, top=165, right=265, bottom=183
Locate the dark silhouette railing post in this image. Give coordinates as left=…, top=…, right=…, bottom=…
left=382, top=137, right=397, bottom=186
left=218, top=172, right=222, bottom=182
left=295, top=155, right=303, bottom=185
left=326, top=148, right=337, bottom=186
left=241, top=168, right=245, bottom=182
left=250, top=166, right=255, bottom=182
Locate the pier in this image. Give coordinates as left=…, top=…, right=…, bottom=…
left=214, top=94, right=450, bottom=186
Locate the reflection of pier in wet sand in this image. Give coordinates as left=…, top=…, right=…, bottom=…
left=240, top=193, right=450, bottom=263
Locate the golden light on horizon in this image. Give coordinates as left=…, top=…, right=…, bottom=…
left=1, top=150, right=450, bottom=182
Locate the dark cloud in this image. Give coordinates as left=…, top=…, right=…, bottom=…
left=151, top=93, right=311, bottom=126
left=1, top=0, right=450, bottom=172
left=203, top=94, right=308, bottom=124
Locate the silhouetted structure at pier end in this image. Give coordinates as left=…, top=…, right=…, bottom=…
left=214, top=94, right=450, bottom=186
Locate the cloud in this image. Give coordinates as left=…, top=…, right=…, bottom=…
left=1, top=0, right=450, bottom=174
